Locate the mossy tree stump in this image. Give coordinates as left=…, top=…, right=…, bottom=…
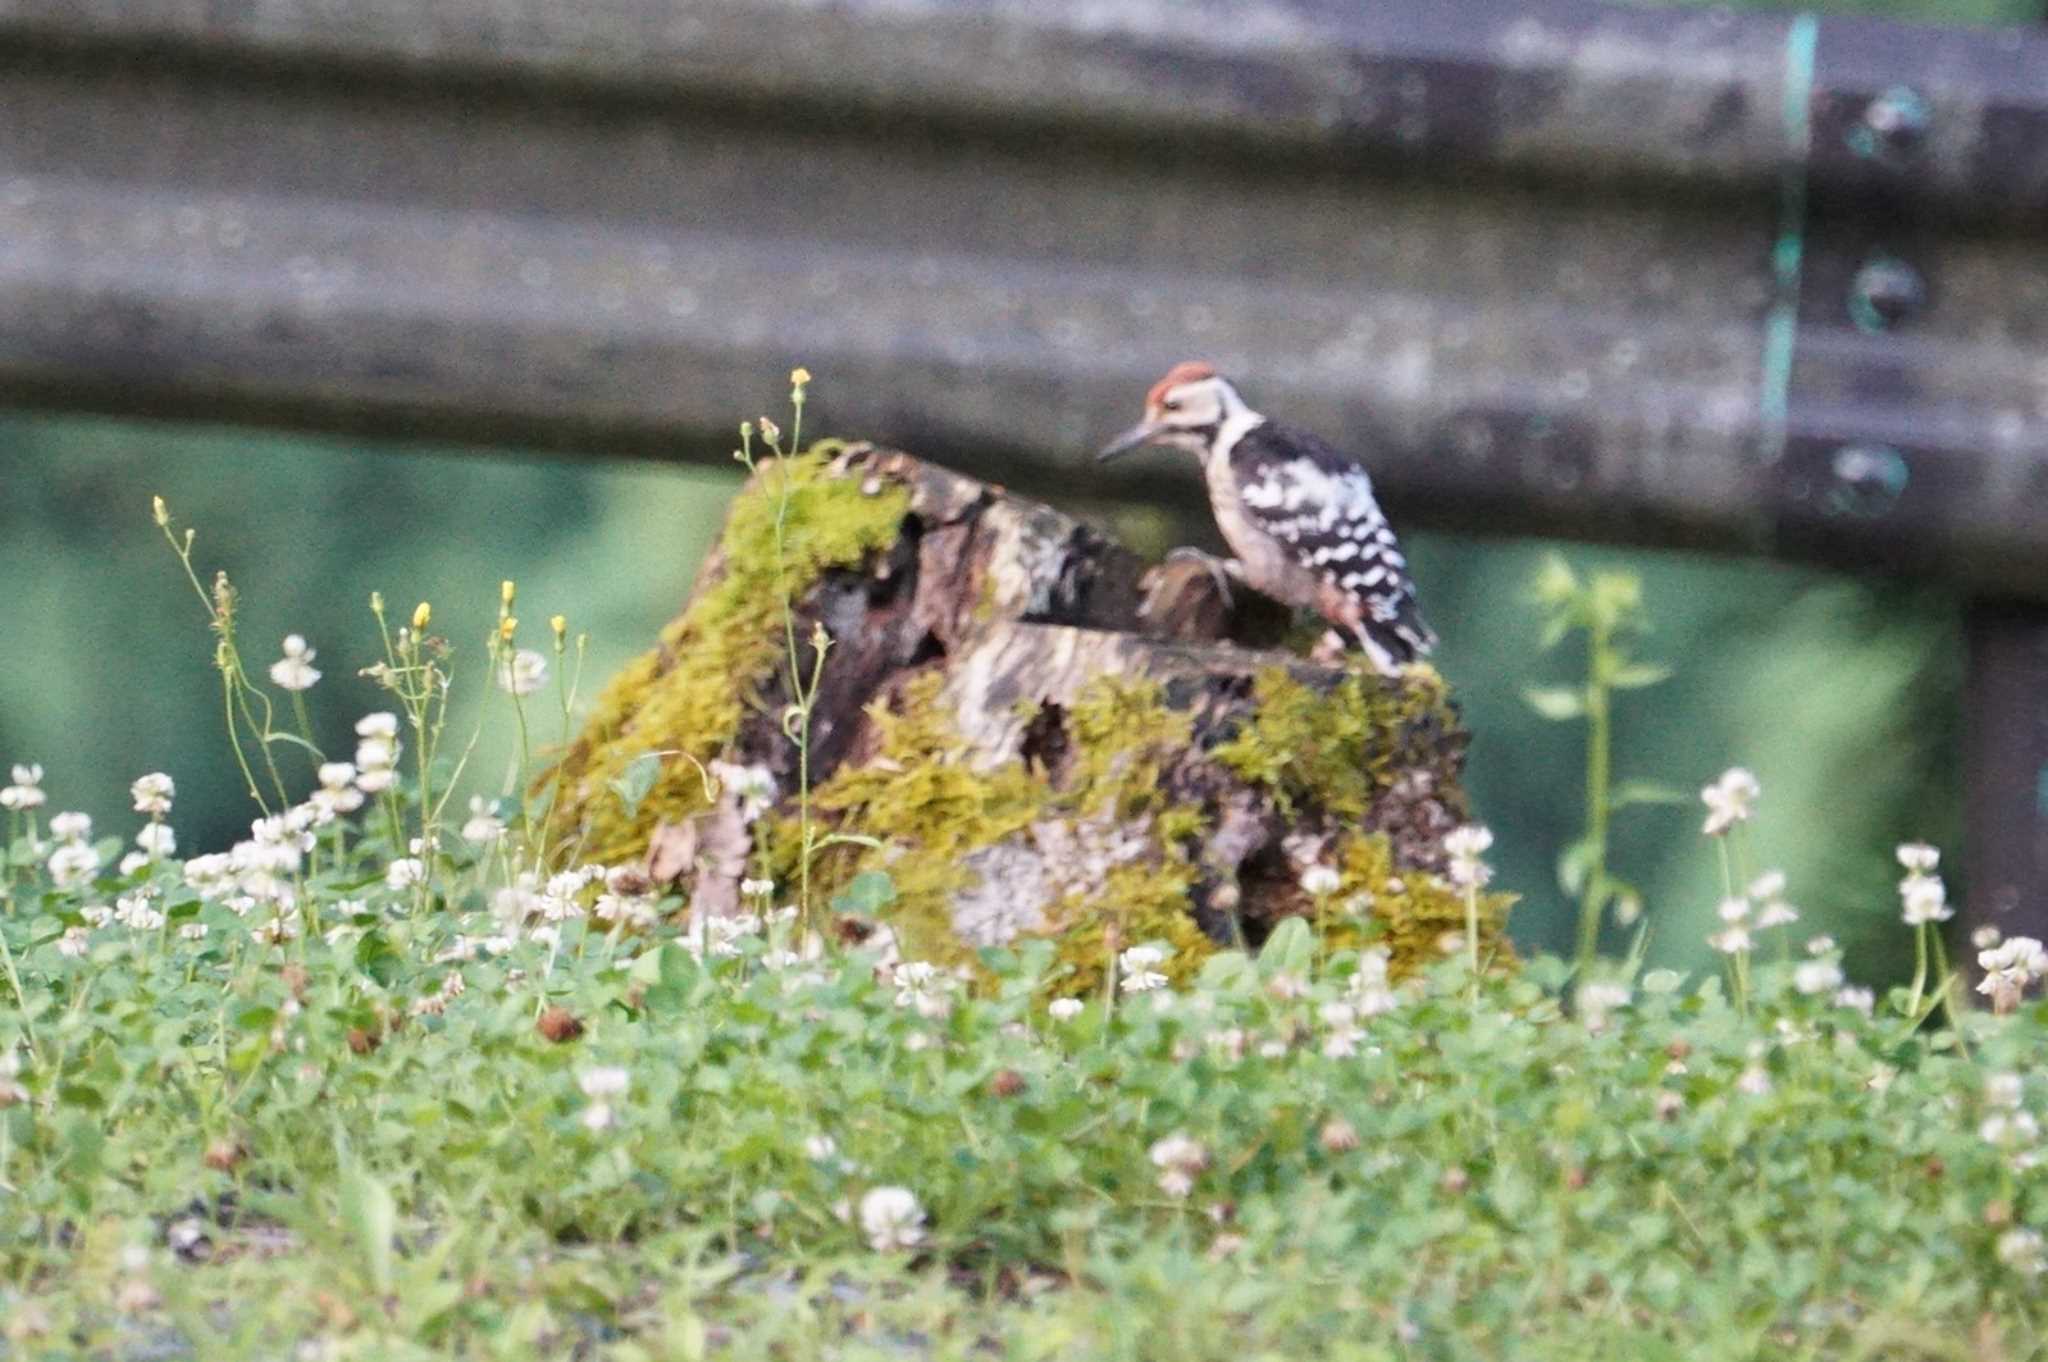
left=549, top=443, right=1507, bottom=989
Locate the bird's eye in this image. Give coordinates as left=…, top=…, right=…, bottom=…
left=1161, top=398, right=1181, bottom=413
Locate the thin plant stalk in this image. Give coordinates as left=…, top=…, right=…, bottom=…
left=1574, top=612, right=1613, bottom=977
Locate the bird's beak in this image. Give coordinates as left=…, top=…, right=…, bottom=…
left=1097, top=420, right=1163, bottom=463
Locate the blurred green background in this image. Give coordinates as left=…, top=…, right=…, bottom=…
left=0, top=0, right=2024, bottom=980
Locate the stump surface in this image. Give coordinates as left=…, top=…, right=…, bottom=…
left=549, top=444, right=1506, bottom=985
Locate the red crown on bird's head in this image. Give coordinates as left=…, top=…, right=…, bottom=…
left=1145, top=360, right=1218, bottom=411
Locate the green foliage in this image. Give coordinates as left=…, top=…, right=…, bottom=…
left=1525, top=555, right=1680, bottom=976
left=4, top=842, right=2046, bottom=1358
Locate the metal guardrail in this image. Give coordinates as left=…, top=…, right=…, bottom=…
left=1, top=0, right=2045, bottom=936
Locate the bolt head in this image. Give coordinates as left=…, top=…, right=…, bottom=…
left=1849, top=255, right=1926, bottom=332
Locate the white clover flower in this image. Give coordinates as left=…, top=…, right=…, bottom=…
left=1, top=762, right=46, bottom=811
left=0, top=1050, right=26, bottom=1105
left=1896, top=841, right=1940, bottom=874
left=579, top=1066, right=630, bottom=1099
left=267, top=635, right=321, bottom=691
left=1998, top=1228, right=2047, bottom=1277
left=1321, top=1027, right=1361, bottom=1059
left=1299, top=864, right=1341, bottom=896
left=356, top=712, right=399, bottom=740
left=385, top=858, right=426, bottom=891
left=1118, top=944, right=1170, bottom=995
left=494, top=648, right=549, bottom=697
left=311, top=762, right=366, bottom=817
left=1735, top=1065, right=1772, bottom=1096
left=1717, top=896, right=1751, bottom=924
left=1148, top=1133, right=1210, bottom=1198
left=1708, top=926, right=1752, bottom=956
left=1576, top=981, right=1631, bottom=1030
left=1048, top=998, right=1084, bottom=1022
left=185, top=852, right=234, bottom=892
left=1975, top=925, right=2004, bottom=951
left=461, top=796, right=506, bottom=845
left=134, top=822, right=176, bottom=860
left=1987, top=1073, right=2026, bottom=1110
left=1982, top=1111, right=2041, bottom=1149
left=740, top=877, right=775, bottom=900
left=50, top=810, right=91, bottom=842
left=353, top=715, right=403, bottom=793
left=891, top=960, right=954, bottom=1018
left=683, top=912, right=757, bottom=962
left=1700, top=768, right=1760, bottom=837
left=47, top=841, right=101, bottom=889
left=56, top=925, right=90, bottom=958
left=1442, top=824, right=1493, bottom=889
left=1793, top=959, right=1843, bottom=996
left=1752, top=873, right=1798, bottom=929
left=1350, top=947, right=1398, bottom=1016
left=114, top=892, right=164, bottom=931
left=1319, top=1001, right=1363, bottom=1057
left=129, top=772, right=175, bottom=816
left=1806, top=935, right=1837, bottom=956
left=591, top=891, right=655, bottom=929
left=1899, top=873, right=1951, bottom=926
left=1978, top=936, right=2048, bottom=1013
left=178, top=922, right=207, bottom=941
left=1835, top=985, right=1875, bottom=1016
left=539, top=874, right=589, bottom=923
left=804, top=1134, right=839, bottom=1162
left=541, top=868, right=590, bottom=899
left=858, top=1186, right=926, bottom=1252
left=354, top=748, right=399, bottom=794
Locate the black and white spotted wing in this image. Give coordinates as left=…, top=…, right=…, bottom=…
left=1229, top=422, right=1437, bottom=664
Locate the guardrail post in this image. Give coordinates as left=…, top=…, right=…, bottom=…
left=1964, top=602, right=2048, bottom=952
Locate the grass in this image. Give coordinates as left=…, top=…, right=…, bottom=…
left=3, top=837, right=2046, bottom=1360
left=2, top=387, right=2044, bottom=1359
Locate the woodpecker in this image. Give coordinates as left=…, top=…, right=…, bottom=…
left=1099, top=362, right=1435, bottom=671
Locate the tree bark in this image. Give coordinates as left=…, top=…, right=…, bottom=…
left=553, top=443, right=1495, bottom=976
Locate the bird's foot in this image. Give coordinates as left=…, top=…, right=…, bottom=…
left=1165, top=547, right=1242, bottom=610
left=1309, top=629, right=1349, bottom=666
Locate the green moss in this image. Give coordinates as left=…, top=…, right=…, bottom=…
left=791, top=674, right=1218, bottom=993
left=1314, top=830, right=1515, bottom=976
left=791, top=673, right=1046, bottom=970
left=792, top=668, right=1504, bottom=994
left=552, top=448, right=911, bottom=866
left=1211, top=664, right=1456, bottom=819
